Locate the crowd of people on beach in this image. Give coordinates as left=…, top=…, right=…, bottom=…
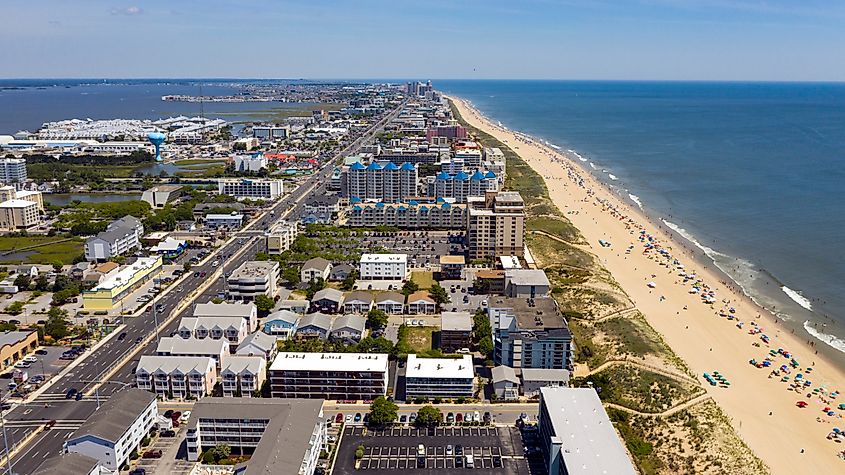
left=460, top=99, right=845, bottom=459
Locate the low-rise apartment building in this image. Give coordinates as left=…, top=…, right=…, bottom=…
left=405, top=354, right=474, bottom=400
left=218, top=178, right=283, bottom=200
left=227, top=260, right=279, bottom=301
left=64, top=389, right=157, bottom=472
left=488, top=297, right=573, bottom=371
left=194, top=301, right=258, bottom=332
left=177, top=316, right=249, bottom=352
left=185, top=398, right=326, bottom=475
left=221, top=356, right=267, bottom=397
left=156, top=336, right=228, bottom=368
left=84, top=215, right=144, bottom=261
left=269, top=352, right=389, bottom=400
left=440, top=311, right=473, bottom=353
left=135, top=355, right=217, bottom=399
left=342, top=200, right=467, bottom=230
left=266, top=220, right=300, bottom=254
left=359, top=253, right=407, bottom=281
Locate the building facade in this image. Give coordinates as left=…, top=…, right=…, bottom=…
left=82, top=256, right=162, bottom=311
left=218, top=178, right=284, bottom=200
left=345, top=161, right=417, bottom=203
left=269, top=352, right=388, bottom=400
left=135, top=356, right=217, bottom=399
left=342, top=200, right=467, bottom=230
left=84, top=215, right=144, bottom=261
left=405, top=354, right=474, bottom=399
left=227, top=260, right=279, bottom=301
left=221, top=356, right=267, bottom=397
left=488, top=298, right=573, bottom=371
left=359, top=253, right=407, bottom=281
left=0, top=158, right=27, bottom=183
left=267, top=220, right=300, bottom=254
left=467, top=191, right=525, bottom=260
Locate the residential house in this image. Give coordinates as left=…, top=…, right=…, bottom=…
left=260, top=310, right=300, bottom=340
left=342, top=291, right=373, bottom=314
left=329, top=263, right=354, bottom=282
left=310, top=288, right=343, bottom=314
left=374, top=291, right=404, bottom=315
left=177, top=316, right=249, bottom=352
left=156, top=336, right=228, bottom=369
left=193, top=301, right=258, bottom=333
left=504, top=269, right=551, bottom=299
left=521, top=368, right=571, bottom=397
left=221, top=356, right=267, bottom=398
left=295, top=313, right=333, bottom=340
left=491, top=365, right=520, bottom=400
left=330, top=315, right=366, bottom=343
left=406, top=291, right=436, bottom=315
left=300, top=257, right=332, bottom=284
left=236, top=331, right=278, bottom=361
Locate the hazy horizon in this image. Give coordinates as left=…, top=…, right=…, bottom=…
left=3, top=0, right=845, bottom=81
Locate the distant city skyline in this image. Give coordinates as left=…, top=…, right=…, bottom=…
left=3, top=0, right=845, bottom=81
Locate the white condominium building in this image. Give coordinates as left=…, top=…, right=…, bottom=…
left=135, top=355, right=217, bottom=399
left=359, top=253, right=407, bottom=280
left=269, top=352, right=389, bottom=400
left=0, top=158, right=27, bottom=183
left=226, top=260, right=279, bottom=301
left=218, top=178, right=284, bottom=200
left=405, top=354, right=475, bottom=399
left=345, top=161, right=418, bottom=203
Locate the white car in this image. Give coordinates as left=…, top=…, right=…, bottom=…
left=180, top=410, right=191, bottom=423
left=23, top=355, right=37, bottom=363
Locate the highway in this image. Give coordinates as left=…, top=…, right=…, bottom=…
left=1, top=103, right=402, bottom=475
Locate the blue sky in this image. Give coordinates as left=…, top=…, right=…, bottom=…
left=3, top=0, right=844, bottom=80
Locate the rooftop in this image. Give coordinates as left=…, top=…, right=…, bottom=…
left=490, top=297, right=567, bottom=331
left=491, top=365, right=519, bottom=384
left=406, top=354, right=474, bottom=380
left=360, top=253, right=407, bottom=264
left=156, top=336, right=228, bottom=356
left=505, top=269, right=551, bottom=287
left=186, top=398, right=324, bottom=475
left=439, top=255, right=466, bottom=265
left=222, top=355, right=266, bottom=375
left=194, top=301, right=256, bottom=318
left=0, top=199, right=37, bottom=208
left=521, top=368, right=571, bottom=382
left=137, top=355, right=216, bottom=375
left=344, top=290, right=373, bottom=304
left=540, top=387, right=637, bottom=475
left=32, top=452, right=101, bottom=475
left=0, top=330, right=36, bottom=349
left=302, top=257, right=332, bottom=271
left=407, top=290, right=434, bottom=303
left=229, top=260, right=278, bottom=280
left=440, top=311, right=472, bottom=332
left=68, top=388, right=155, bottom=443
left=312, top=287, right=343, bottom=302
left=270, top=352, right=388, bottom=373
left=90, top=256, right=160, bottom=291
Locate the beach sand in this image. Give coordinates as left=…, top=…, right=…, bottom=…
left=448, top=96, right=845, bottom=473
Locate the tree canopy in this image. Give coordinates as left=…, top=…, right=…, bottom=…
left=367, top=396, right=398, bottom=426
left=415, top=405, right=442, bottom=427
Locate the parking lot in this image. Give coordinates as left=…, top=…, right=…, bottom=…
left=0, top=345, right=71, bottom=399
left=335, top=425, right=530, bottom=474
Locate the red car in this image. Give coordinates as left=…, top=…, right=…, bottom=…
left=336, top=413, right=343, bottom=423
left=142, top=449, right=162, bottom=459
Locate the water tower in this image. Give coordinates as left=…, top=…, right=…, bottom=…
left=147, top=132, right=166, bottom=162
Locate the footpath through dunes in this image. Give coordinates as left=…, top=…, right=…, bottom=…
left=447, top=95, right=845, bottom=475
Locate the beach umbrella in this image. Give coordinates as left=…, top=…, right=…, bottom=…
left=647, top=282, right=656, bottom=288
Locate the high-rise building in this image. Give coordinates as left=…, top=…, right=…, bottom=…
left=344, top=161, right=417, bottom=203
left=0, top=158, right=27, bottom=183
left=467, top=191, right=525, bottom=260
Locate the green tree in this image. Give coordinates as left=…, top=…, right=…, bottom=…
left=281, top=266, right=301, bottom=285
left=339, top=269, right=358, bottom=291
left=305, top=277, right=326, bottom=300
left=210, top=297, right=224, bottom=304
left=472, top=308, right=493, bottom=359
left=415, top=405, right=442, bottom=427
left=210, top=443, right=231, bottom=462
left=429, top=283, right=450, bottom=306
left=13, top=274, right=31, bottom=290
left=366, top=309, right=388, bottom=330
left=401, top=280, right=419, bottom=297
left=44, top=307, right=70, bottom=340
left=183, top=262, right=192, bottom=272
left=34, top=275, right=50, bottom=291
left=51, top=261, right=64, bottom=272
left=52, top=288, right=79, bottom=306
left=367, top=396, right=398, bottom=426
left=254, top=295, right=275, bottom=314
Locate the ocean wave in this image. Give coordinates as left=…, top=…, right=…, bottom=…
left=550, top=144, right=562, bottom=150
left=803, top=321, right=845, bottom=353
left=782, top=286, right=813, bottom=311
left=628, top=194, right=643, bottom=210
left=608, top=174, right=618, bottom=181
left=589, top=162, right=597, bottom=169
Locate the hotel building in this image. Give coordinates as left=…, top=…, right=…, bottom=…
left=467, top=191, right=525, bottom=260
left=269, top=352, right=389, bottom=400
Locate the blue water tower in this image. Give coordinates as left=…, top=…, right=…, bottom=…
left=147, top=132, right=167, bottom=162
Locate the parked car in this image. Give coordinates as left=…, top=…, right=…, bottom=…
left=160, top=430, right=176, bottom=438
left=65, top=388, right=78, bottom=399
left=335, top=413, right=343, bottom=423
left=129, top=468, right=146, bottom=475
left=75, top=391, right=83, bottom=401
left=354, top=413, right=362, bottom=423
left=35, top=349, right=48, bottom=355
left=23, top=355, right=37, bottom=363
left=142, top=449, right=162, bottom=459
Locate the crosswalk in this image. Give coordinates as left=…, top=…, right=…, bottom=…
left=2, top=419, right=84, bottom=430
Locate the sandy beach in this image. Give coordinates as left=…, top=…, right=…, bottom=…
left=448, top=95, right=845, bottom=473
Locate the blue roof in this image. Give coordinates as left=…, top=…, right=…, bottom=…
left=455, top=171, right=470, bottom=181
left=436, top=172, right=451, bottom=180
left=384, top=162, right=399, bottom=171
left=419, top=205, right=429, bottom=211
left=436, top=197, right=445, bottom=203
left=471, top=171, right=485, bottom=180
left=400, top=162, right=415, bottom=171
left=375, top=202, right=385, bottom=208
left=442, top=202, right=451, bottom=209
left=409, top=200, right=419, bottom=206
left=398, top=206, right=407, bottom=211
left=367, top=162, right=382, bottom=170
left=352, top=205, right=362, bottom=211
left=350, top=162, right=365, bottom=170
left=485, top=171, right=497, bottom=178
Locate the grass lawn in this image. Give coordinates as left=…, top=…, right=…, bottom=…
left=404, top=326, right=435, bottom=353
left=0, top=236, right=84, bottom=265
left=527, top=216, right=583, bottom=244
left=410, top=271, right=435, bottom=289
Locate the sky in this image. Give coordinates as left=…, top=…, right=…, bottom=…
left=2, top=0, right=845, bottom=81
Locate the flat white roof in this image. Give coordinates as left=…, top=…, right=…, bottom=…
left=406, top=354, right=473, bottom=380
left=360, top=253, right=407, bottom=264
left=92, top=256, right=160, bottom=291
left=0, top=199, right=37, bottom=208
left=270, top=352, right=388, bottom=373
left=540, top=387, right=637, bottom=475
left=499, top=255, right=522, bottom=269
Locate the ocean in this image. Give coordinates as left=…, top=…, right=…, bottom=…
left=437, top=80, right=845, bottom=358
